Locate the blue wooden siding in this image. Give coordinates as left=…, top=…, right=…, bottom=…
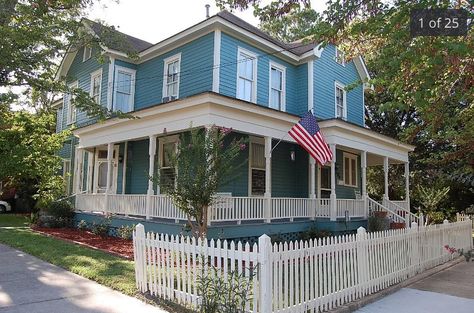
left=63, top=46, right=109, bottom=128
left=313, top=44, right=364, bottom=126
left=134, top=33, right=214, bottom=110
left=219, top=33, right=307, bottom=116
left=271, top=141, right=308, bottom=197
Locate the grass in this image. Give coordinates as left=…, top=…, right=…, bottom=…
left=0, top=214, right=191, bottom=313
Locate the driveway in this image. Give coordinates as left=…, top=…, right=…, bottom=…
left=354, top=261, right=474, bottom=313
left=0, top=244, right=168, bottom=313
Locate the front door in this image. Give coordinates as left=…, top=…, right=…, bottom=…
left=93, top=146, right=119, bottom=194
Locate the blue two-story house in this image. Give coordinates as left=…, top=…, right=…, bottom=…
left=56, top=11, right=416, bottom=240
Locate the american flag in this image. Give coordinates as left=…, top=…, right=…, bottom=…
left=288, top=111, right=333, bottom=165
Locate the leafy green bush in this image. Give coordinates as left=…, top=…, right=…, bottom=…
left=299, top=227, right=331, bottom=241
left=117, top=225, right=135, bottom=240
left=368, top=214, right=390, bottom=232
left=91, top=217, right=111, bottom=237
left=39, top=200, right=75, bottom=228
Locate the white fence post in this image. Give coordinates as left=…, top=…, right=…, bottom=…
left=356, top=227, right=368, bottom=298
left=258, top=234, right=272, bottom=313
left=133, top=224, right=148, bottom=293
left=411, top=222, right=420, bottom=275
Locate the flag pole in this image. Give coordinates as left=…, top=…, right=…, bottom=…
left=270, top=133, right=288, bottom=155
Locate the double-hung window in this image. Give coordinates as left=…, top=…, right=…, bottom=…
left=269, top=62, right=285, bottom=111
left=343, top=152, right=358, bottom=187
left=163, top=53, right=181, bottom=101
left=113, top=66, right=136, bottom=113
left=237, top=48, right=257, bottom=103
left=335, top=82, right=347, bottom=120
left=249, top=139, right=265, bottom=196
left=90, top=69, right=102, bottom=104
left=65, top=81, right=78, bottom=124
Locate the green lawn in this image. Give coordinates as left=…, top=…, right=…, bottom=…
left=0, top=214, right=136, bottom=296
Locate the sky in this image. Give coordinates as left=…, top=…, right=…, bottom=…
left=87, top=0, right=327, bottom=44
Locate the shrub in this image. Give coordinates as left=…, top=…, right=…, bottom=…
left=91, top=217, right=111, bottom=237
left=39, top=200, right=75, bottom=228
left=117, top=224, right=135, bottom=240
left=299, top=227, right=331, bottom=241
left=368, top=214, right=390, bottom=232
left=77, top=220, right=89, bottom=231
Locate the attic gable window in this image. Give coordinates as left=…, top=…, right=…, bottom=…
left=83, top=46, right=92, bottom=62
left=335, top=47, right=345, bottom=66
left=237, top=47, right=257, bottom=103
left=162, top=53, right=181, bottom=102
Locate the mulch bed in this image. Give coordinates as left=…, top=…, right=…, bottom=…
left=31, top=227, right=134, bottom=260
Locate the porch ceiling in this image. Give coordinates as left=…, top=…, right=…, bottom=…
left=74, top=92, right=414, bottom=163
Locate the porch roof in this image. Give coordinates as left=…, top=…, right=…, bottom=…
left=73, top=92, right=414, bottom=163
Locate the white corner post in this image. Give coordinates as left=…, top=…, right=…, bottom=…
left=212, top=29, right=221, bottom=93
left=258, top=234, right=272, bottom=313
left=361, top=151, right=368, bottom=218
left=264, top=136, right=272, bottom=223
left=330, top=144, right=337, bottom=221
left=73, top=147, right=84, bottom=194
left=383, top=156, right=389, bottom=201
left=134, top=223, right=148, bottom=293
left=309, top=157, right=316, bottom=220
left=404, top=161, right=410, bottom=209
left=104, top=142, right=114, bottom=214
left=307, top=60, right=314, bottom=112
left=316, top=164, right=321, bottom=199
left=86, top=150, right=94, bottom=193
left=146, top=135, right=157, bottom=220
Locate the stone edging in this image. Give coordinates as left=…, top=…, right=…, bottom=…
left=328, top=257, right=464, bottom=313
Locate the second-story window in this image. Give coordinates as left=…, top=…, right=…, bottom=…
left=335, top=82, right=347, bottom=120
left=83, top=46, right=92, bottom=62
left=237, top=48, right=257, bottom=103
left=90, top=69, right=102, bottom=104
left=114, top=66, right=136, bottom=113
left=65, top=81, right=78, bottom=124
left=163, top=53, right=181, bottom=101
left=335, top=47, right=345, bottom=66
left=269, top=62, right=285, bottom=111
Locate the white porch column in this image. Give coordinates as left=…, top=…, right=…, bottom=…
left=264, top=136, right=272, bottom=223
left=73, top=148, right=84, bottom=194
left=104, top=143, right=114, bottom=214
left=383, top=156, right=389, bottom=200
left=316, top=164, right=321, bottom=199
left=146, top=135, right=157, bottom=220
left=309, top=157, right=316, bottom=220
left=86, top=151, right=94, bottom=193
left=404, top=162, right=410, bottom=208
left=361, top=151, right=368, bottom=218
left=330, top=144, right=337, bottom=221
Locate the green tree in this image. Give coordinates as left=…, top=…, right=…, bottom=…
left=155, top=126, right=247, bottom=238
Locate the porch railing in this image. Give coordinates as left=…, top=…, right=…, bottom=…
left=368, top=197, right=406, bottom=224
left=75, top=194, right=369, bottom=223
left=382, top=199, right=420, bottom=225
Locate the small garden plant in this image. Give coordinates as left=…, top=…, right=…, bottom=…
left=117, top=224, right=135, bottom=240
left=91, top=216, right=112, bottom=237
left=444, top=245, right=473, bottom=262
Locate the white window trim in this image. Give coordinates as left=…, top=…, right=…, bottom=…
left=335, top=47, right=345, bottom=66
left=236, top=47, right=258, bottom=103
left=89, top=68, right=103, bottom=104
left=248, top=136, right=265, bottom=196
left=342, top=152, right=358, bottom=188
left=268, top=61, right=286, bottom=111
left=334, top=81, right=347, bottom=120
left=83, top=46, right=92, bottom=62
left=66, top=81, right=78, bottom=125
left=158, top=135, right=179, bottom=168
left=113, top=65, right=136, bottom=112
left=162, top=53, right=181, bottom=100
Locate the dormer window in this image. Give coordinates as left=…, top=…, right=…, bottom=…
left=335, top=82, right=347, bottom=120
left=335, top=47, right=345, bottom=66
left=237, top=47, right=257, bottom=103
left=163, top=53, right=181, bottom=102
left=83, top=46, right=92, bottom=62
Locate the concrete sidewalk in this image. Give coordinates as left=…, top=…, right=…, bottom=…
left=354, top=261, right=474, bottom=313
left=0, top=244, right=168, bottom=313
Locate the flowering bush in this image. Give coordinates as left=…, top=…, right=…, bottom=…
left=444, top=245, right=473, bottom=262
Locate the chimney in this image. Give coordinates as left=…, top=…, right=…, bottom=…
left=205, top=4, right=210, bottom=18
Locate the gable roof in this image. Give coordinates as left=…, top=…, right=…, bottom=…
left=215, top=11, right=317, bottom=56
left=86, top=19, right=153, bottom=53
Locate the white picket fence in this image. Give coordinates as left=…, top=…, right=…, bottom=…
left=133, top=220, right=472, bottom=313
